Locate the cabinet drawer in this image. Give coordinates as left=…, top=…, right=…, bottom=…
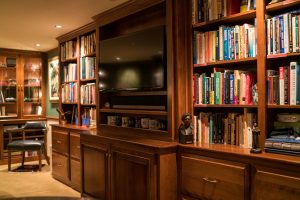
left=70, top=133, right=80, bottom=159
left=52, top=152, right=69, bottom=184
left=254, top=169, right=300, bottom=200
left=52, top=130, right=69, bottom=154
left=181, top=155, right=248, bottom=200
left=71, top=158, right=81, bottom=192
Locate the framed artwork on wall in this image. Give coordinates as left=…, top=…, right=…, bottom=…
left=48, top=56, right=59, bottom=102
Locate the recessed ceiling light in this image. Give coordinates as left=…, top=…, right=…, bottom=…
left=35, top=44, right=40, bottom=47
left=55, top=25, right=62, bottom=28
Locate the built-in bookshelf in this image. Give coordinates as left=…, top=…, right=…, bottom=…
left=191, top=0, right=300, bottom=151
left=58, top=24, right=97, bottom=127
left=191, top=0, right=258, bottom=148
left=264, top=0, right=300, bottom=155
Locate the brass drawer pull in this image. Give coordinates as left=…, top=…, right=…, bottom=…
left=203, top=177, right=218, bottom=183
left=57, top=164, right=63, bottom=167
left=56, top=140, right=62, bottom=144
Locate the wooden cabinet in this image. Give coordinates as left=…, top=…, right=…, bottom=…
left=51, top=124, right=89, bottom=192
left=81, top=133, right=177, bottom=200
left=178, top=144, right=300, bottom=200
left=253, top=170, right=300, bottom=200
left=0, top=49, right=45, bottom=118
left=180, top=154, right=249, bottom=200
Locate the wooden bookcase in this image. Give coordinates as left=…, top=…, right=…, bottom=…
left=57, top=23, right=97, bottom=127
left=189, top=0, right=300, bottom=151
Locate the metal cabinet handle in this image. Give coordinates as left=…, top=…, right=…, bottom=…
left=203, top=177, right=218, bottom=183
left=56, top=140, right=62, bottom=144
left=57, top=164, right=63, bottom=167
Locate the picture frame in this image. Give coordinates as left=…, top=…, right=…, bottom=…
left=48, top=56, right=59, bottom=102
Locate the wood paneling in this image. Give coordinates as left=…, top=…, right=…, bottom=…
left=82, top=144, right=108, bottom=199
left=254, top=170, right=300, bottom=200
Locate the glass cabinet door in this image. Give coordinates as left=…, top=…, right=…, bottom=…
left=23, top=56, right=43, bottom=116
left=0, top=55, right=18, bottom=118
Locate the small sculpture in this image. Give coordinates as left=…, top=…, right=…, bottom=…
left=250, top=122, right=262, bottom=153
left=179, top=112, right=194, bottom=144
left=56, top=108, right=71, bottom=125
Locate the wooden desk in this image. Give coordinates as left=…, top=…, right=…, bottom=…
left=0, top=118, right=46, bottom=160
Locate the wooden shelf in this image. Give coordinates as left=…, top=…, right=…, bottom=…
left=0, top=67, right=16, bottom=70
left=267, top=105, right=300, bottom=109
left=0, top=102, right=16, bottom=105
left=62, top=80, right=77, bottom=84
left=24, top=102, right=41, bottom=104
left=61, top=57, right=77, bottom=63
left=267, top=52, right=300, bottom=60
left=81, top=104, right=96, bottom=106
left=193, top=10, right=256, bottom=31
left=266, top=0, right=300, bottom=13
left=62, top=102, right=78, bottom=105
left=81, top=52, right=96, bottom=57
left=101, top=90, right=167, bottom=96
left=99, top=124, right=168, bottom=135
left=194, top=104, right=258, bottom=108
left=194, top=57, right=257, bottom=68
left=80, top=78, right=96, bottom=83
left=100, top=108, right=168, bottom=116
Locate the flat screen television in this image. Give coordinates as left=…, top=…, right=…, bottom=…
left=99, top=26, right=166, bottom=92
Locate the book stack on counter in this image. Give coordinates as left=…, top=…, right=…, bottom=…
left=265, top=126, right=300, bottom=156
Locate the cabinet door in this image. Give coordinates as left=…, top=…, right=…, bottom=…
left=52, top=151, right=69, bottom=184
left=0, top=54, right=18, bottom=118
left=70, top=158, right=81, bottom=192
left=21, top=55, right=44, bottom=117
left=180, top=155, right=249, bottom=200
left=81, top=143, right=109, bottom=199
left=110, top=147, right=154, bottom=200
left=253, top=169, right=300, bottom=200
left=70, top=132, right=80, bottom=159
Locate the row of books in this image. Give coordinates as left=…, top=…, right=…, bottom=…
left=62, top=63, right=77, bottom=82
left=266, top=10, right=300, bottom=55
left=80, top=32, right=96, bottom=56
left=193, top=112, right=256, bottom=148
left=192, top=0, right=256, bottom=24
left=267, top=62, right=300, bottom=105
left=193, top=70, right=257, bottom=105
left=80, top=57, right=96, bottom=80
left=80, top=83, right=96, bottom=105
left=61, top=83, right=78, bottom=103
left=60, top=40, right=77, bottom=61
left=194, top=23, right=256, bottom=64
left=81, top=107, right=96, bottom=126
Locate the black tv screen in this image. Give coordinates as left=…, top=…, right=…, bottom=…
left=99, top=26, right=166, bottom=91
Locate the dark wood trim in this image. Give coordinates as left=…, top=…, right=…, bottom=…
left=56, top=22, right=97, bottom=43
left=92, top=0, right=164, bottom=26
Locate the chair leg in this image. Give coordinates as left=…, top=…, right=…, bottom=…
left=8, top=150, right=11, bottom=171
left=43, top=144, right=50, bottom=165
left=21, top=151, right=25, bottom=166
left=38, top=149, right=42, bottom=171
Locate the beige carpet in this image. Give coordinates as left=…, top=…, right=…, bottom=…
left=0, top=161, right=80, bottom=199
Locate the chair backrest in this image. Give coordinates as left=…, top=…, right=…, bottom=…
left=23, top=121, right=47, bottom=130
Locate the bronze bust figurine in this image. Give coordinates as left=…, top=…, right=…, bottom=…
left=179, top=112, right=194, bottom=144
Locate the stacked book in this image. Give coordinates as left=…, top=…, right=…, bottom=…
left=265, top=128, right=300, bottom=156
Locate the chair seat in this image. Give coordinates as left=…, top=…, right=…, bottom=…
left=7, top=140, right=44, bottom=151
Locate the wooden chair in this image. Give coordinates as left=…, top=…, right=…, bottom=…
left=7, top=121, right=50, bottom=171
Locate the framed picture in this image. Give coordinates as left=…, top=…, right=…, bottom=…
left=48, top=56, right=59, bottom=102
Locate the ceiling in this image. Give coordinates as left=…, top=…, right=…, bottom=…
left=0, top=0, right=128, bottom=52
